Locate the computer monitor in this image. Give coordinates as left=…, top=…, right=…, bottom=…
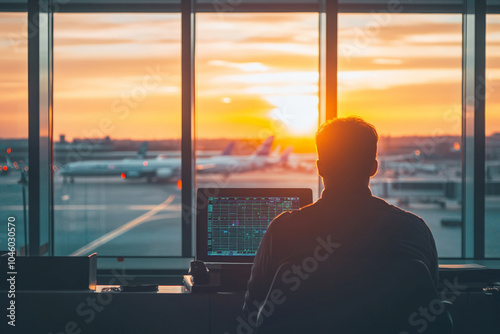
left=196, top=188, right=313, bottom=263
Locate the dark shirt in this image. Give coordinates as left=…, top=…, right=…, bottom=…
left=243, top=185, right=439, bottom=314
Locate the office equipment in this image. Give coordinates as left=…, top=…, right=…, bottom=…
left=190, top=188, right=312, bottom=292
left=0, top=253, right=97, bottom=291
left=183, top=274, right=221, bottom=293
left=189, top=260, right=210, bottom=284
left=196, top=188, right=313, bottom=263
left=183, top=263, right=252, bottom=292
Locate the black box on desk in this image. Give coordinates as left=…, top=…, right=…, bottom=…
left=184, top=263, right=252, bottom=293
left=0, top=253, right=97, bottom=291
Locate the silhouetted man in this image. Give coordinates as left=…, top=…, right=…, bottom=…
left=243, top=117, right=438, bottom=328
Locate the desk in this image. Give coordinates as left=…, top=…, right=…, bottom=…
left=2, top=285, right=498, bottom=334
left=5, top=286, right=211, bottom=334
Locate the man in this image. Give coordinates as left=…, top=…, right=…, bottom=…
left=243, top=117, right=438, bottom=328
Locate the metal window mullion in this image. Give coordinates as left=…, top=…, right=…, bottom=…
left=53, top=3, right=181, bottom=13
left=48, top=7, right=54, bottom=256
left=473, top=0, right=486, bottom=259
left=318, top=0, right=338, bottom=196
left=0, top=1, right=468, bottom=13
left=181, top=0, right=195, bottom=258
left=28, top=0, right=53, bottom=256
left=338, top=3, right=463, bottom=14
left=462, top=0, right=486, bottom=259
left=325, top=0, right=338, bottom=121
left=28, top=0, right=40, bottom=256
left=318, top=1, right=326, bottom=196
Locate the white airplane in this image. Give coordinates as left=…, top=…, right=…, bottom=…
left=284, top=150, right=441, bottom=176
left=196, top=137, right=293, bottom=176
left=59, top=137, right=279, bottom=183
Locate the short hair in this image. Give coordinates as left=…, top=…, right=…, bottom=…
left=315, top=117, right=378, bottom=178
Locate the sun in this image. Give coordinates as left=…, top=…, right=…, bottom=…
left=268, top=95, right=319, bottom=136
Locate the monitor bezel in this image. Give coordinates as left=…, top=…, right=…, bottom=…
left=196, top=188, right=313, bottom=263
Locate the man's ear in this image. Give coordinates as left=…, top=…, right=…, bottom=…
left=316, top=159, right=324, bottom=177
left=369, top=159, right=378, bottom=177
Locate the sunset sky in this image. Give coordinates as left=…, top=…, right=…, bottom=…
left=1, top=12, right=500, bottom=143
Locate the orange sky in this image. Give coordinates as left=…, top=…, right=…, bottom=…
left=1, top=12, right=500, bottom=142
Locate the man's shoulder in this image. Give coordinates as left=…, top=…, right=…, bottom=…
left=268, top=195, right=431, bottom=233
left=267, top=202, right=317, bottom=230
left=370, top=196, right=430, bottom=230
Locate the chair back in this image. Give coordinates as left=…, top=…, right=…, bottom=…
left=256, top=258, right=453, bottom=334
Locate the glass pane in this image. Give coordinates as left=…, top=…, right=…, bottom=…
left=486, top=15, right=500, bottom=258
left=53, top=13, right=182, bottom=257
left=196, top=12, right=320, bottom=200
left=338, top=14, right=463, bottom=257
left=0, top=12, right=29, bottom=255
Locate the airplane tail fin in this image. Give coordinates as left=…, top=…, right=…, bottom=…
left=280, top=147, right=293, bottom=164
left=271, top=144, right=281, bottom=157
left=5, top=155, right=13, bottom=168
left=221, top=142, right=235, bottom=156
left=253, top=136, right=274, bottom=157
left=136, top=142, right=148, bottom=159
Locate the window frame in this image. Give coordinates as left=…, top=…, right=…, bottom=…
left=0, top=0, right=495, bottom=268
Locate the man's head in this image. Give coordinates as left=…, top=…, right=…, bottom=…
left=315, top=117, right=378, bottom=188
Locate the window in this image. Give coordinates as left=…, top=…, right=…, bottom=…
left=1, top=1, right=497, bottom=268
left=53, top=13, right=182, bottom=257
left=196, top=12, right=321, bottom=200
left=338, top=14, right=463, bottom=257
left=486, top=14, right=500, bottom=258
left=0, top=12, right=28, bottom=255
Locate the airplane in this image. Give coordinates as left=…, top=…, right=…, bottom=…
left=196, top=136, right=275, bottom=175
left=267, top=146, right=293, bottom=167
left=59, top=137, right=275, bottom=183
left=196, top=139, right=292, bottom=176
left=284, top=149, right=442, bottom=176
left=379, top=160, right=441, bottom=176
left=271, top=144, right=281, bottom=158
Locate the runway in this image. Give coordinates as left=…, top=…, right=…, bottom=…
left=0, top=168, right=499, bottom=258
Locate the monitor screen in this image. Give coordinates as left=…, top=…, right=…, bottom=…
left=197, top=188, right=313, bottom=263
left=207, top=196, right=302, bottom=256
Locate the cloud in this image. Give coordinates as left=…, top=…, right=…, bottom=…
left=2, top=12, right=500, bottom=140
left=340, top=56, right=461, bottom=70
left=208, top=60, right=269, bottom=72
